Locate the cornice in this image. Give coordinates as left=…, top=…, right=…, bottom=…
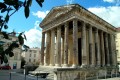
left=40, top=4, right=116, bottom=33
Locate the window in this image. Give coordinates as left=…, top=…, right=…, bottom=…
left=34, top=54, right=36, bottom=57
left=33, top=50, right=36, bottom=53
left=29, top=59, right=31, bottom=62
left=34, top=59, right=35, bottom=62
left=29, top=54, right=31, bottom=57
left=29, top=50, right=32, bottom=52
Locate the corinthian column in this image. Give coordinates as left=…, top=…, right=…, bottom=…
left=100, top=31, right=105, bottom=67
left=111, top=34, right=117, bottom=66
left=95, top=29, right=101, bottom=67
left=45, top=31, right=51, bottom=66
left=55, top=26, right=61, bottom=67
left=61, top=37, right=64, bottom=64
left=81, top=22, right=87, bottom=67
left=40, top=32, right=45, bottom=65
left=105, top=33, right=110, bottom=66
left=72, top=19, right=78, bottom=67
left=63, top=22, right=69, bottom=67
left=50, top=29, right=55, bottom=66
left=88, top=26, right=94, bottom=66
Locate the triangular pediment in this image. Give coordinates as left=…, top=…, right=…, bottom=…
left=40, top=4, right=76, bottom=27
left=40, top=4, right=115, bottom=31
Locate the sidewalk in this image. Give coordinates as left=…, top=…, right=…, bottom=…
left=0, top=70, right=46, bottom=80
left=98, top=77, right=120, bottom=80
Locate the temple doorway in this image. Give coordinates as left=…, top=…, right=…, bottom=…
left=78, top=38, right=82, bottom=66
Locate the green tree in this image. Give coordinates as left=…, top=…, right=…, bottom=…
left=0, top=0, right=44, bottom=64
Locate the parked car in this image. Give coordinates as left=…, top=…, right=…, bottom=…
left=0, top=65, right=11, bottom=70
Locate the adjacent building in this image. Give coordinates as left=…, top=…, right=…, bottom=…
left=0, top=32, right=22, bottom=69
left=35, top=4, right=117, bottom=80
left=22, top=48, right=40, bottom=66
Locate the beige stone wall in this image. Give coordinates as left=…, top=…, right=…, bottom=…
left=52, top=68, right=116, bottom=80
left=116, top=32, right=120, bottom=63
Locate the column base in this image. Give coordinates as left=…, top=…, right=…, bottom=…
left=90, top=64, right=95, bottom=68
left=44, top=63, right=48, bottom=66
left=96, top=65, right=101, bottom=68
left=101, top=65, right=105, bottom=67
left=62, top=64, right=68, bottom=68
left=72, top=64, right=78, bottom=68
left=40, top=63, right=43, bottom=66
left=107, top=64, right=110, bottom=67
left=55, top=64, right=61, bottom=67
left=80, top=64, right=87, bottom=68
left=49, top=64, right=54, bottom=66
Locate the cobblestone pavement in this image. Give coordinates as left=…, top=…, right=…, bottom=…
left=0, top=70, right=46, bottom=80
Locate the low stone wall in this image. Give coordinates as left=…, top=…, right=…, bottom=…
left=52, top=67, right=117, bottom=80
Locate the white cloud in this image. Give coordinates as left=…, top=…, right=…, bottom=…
left=32, top=11, right=49, bottom=19
left=103, top=0, right=120, bottom=5
left=103, top=0, right=115, bottom=3
left=88, top=6, right=120, bottom=27
left=24, top=21, right=42, bottom=48
left=66, top=0, right=74, bottom=4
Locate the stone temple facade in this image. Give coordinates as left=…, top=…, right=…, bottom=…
left=37, top=4, right=117, bottom=80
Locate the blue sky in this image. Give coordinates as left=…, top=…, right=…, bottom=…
left=3, top=0, right=120, bottom=48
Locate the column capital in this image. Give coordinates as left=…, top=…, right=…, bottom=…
left=94, top=28, right=98, bottom=33
left=81, top=21, right=86, bottom=27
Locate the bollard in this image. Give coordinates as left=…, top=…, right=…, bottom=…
left=9, top=72, right=11, bottom=80
left=116, top=70, right=117, bottom=77
left=111, top=72, right=112, bottom=78
left=96, top=73, right=98, bottom=79
left=105, top=71, right=106, bottom=79
left=25, top=73, right=26, bottom=80
left=37, top=73, right=38, bottom=80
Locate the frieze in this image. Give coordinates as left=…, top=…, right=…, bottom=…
left=75, top=7, right=116, bottom=32
left=42, top=5, right=116, bottom=34
left=75, top=13, right=115, bottom=34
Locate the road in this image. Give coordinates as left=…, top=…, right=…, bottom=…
left=0, top=70, right=46, bottom=80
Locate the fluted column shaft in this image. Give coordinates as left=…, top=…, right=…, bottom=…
left=56, top=26, right=61, bottom=67
left=88, top=26, right=93, bottom=66
left=112, top=35, right=117, bottom=66
left=45, top=31, right=51, bottom=66
left=40, top=32, right=45, bottom=65
left=100, top=31, right=105, bottom=66
left=63, top=23, right=68, bottom=67
left=72, top=19, right=78, bottom=67
left=105, top=33, right=110, bottom=66
left=50, top=29, right=55, bottom=66
left=61, top=37, right=64, bottom=64
left=95, top=29, right=101, bottom=66
left=81, top=22, right=87, bottom=67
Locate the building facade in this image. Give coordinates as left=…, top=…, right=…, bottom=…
left=38, top=4, right=117, bottom=80
left=0, top=32, right=22, bottom=69
left=116, top=28, right=120, bottom=64
left=22, top=48, right=40, bottom=66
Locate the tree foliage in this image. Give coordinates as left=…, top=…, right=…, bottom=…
left=0, top=0, right=44, bottom=64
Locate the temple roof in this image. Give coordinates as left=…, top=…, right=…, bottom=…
left=40, top=4, right=116, bottom=31
left=40, top=4, right=76, bottom=27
